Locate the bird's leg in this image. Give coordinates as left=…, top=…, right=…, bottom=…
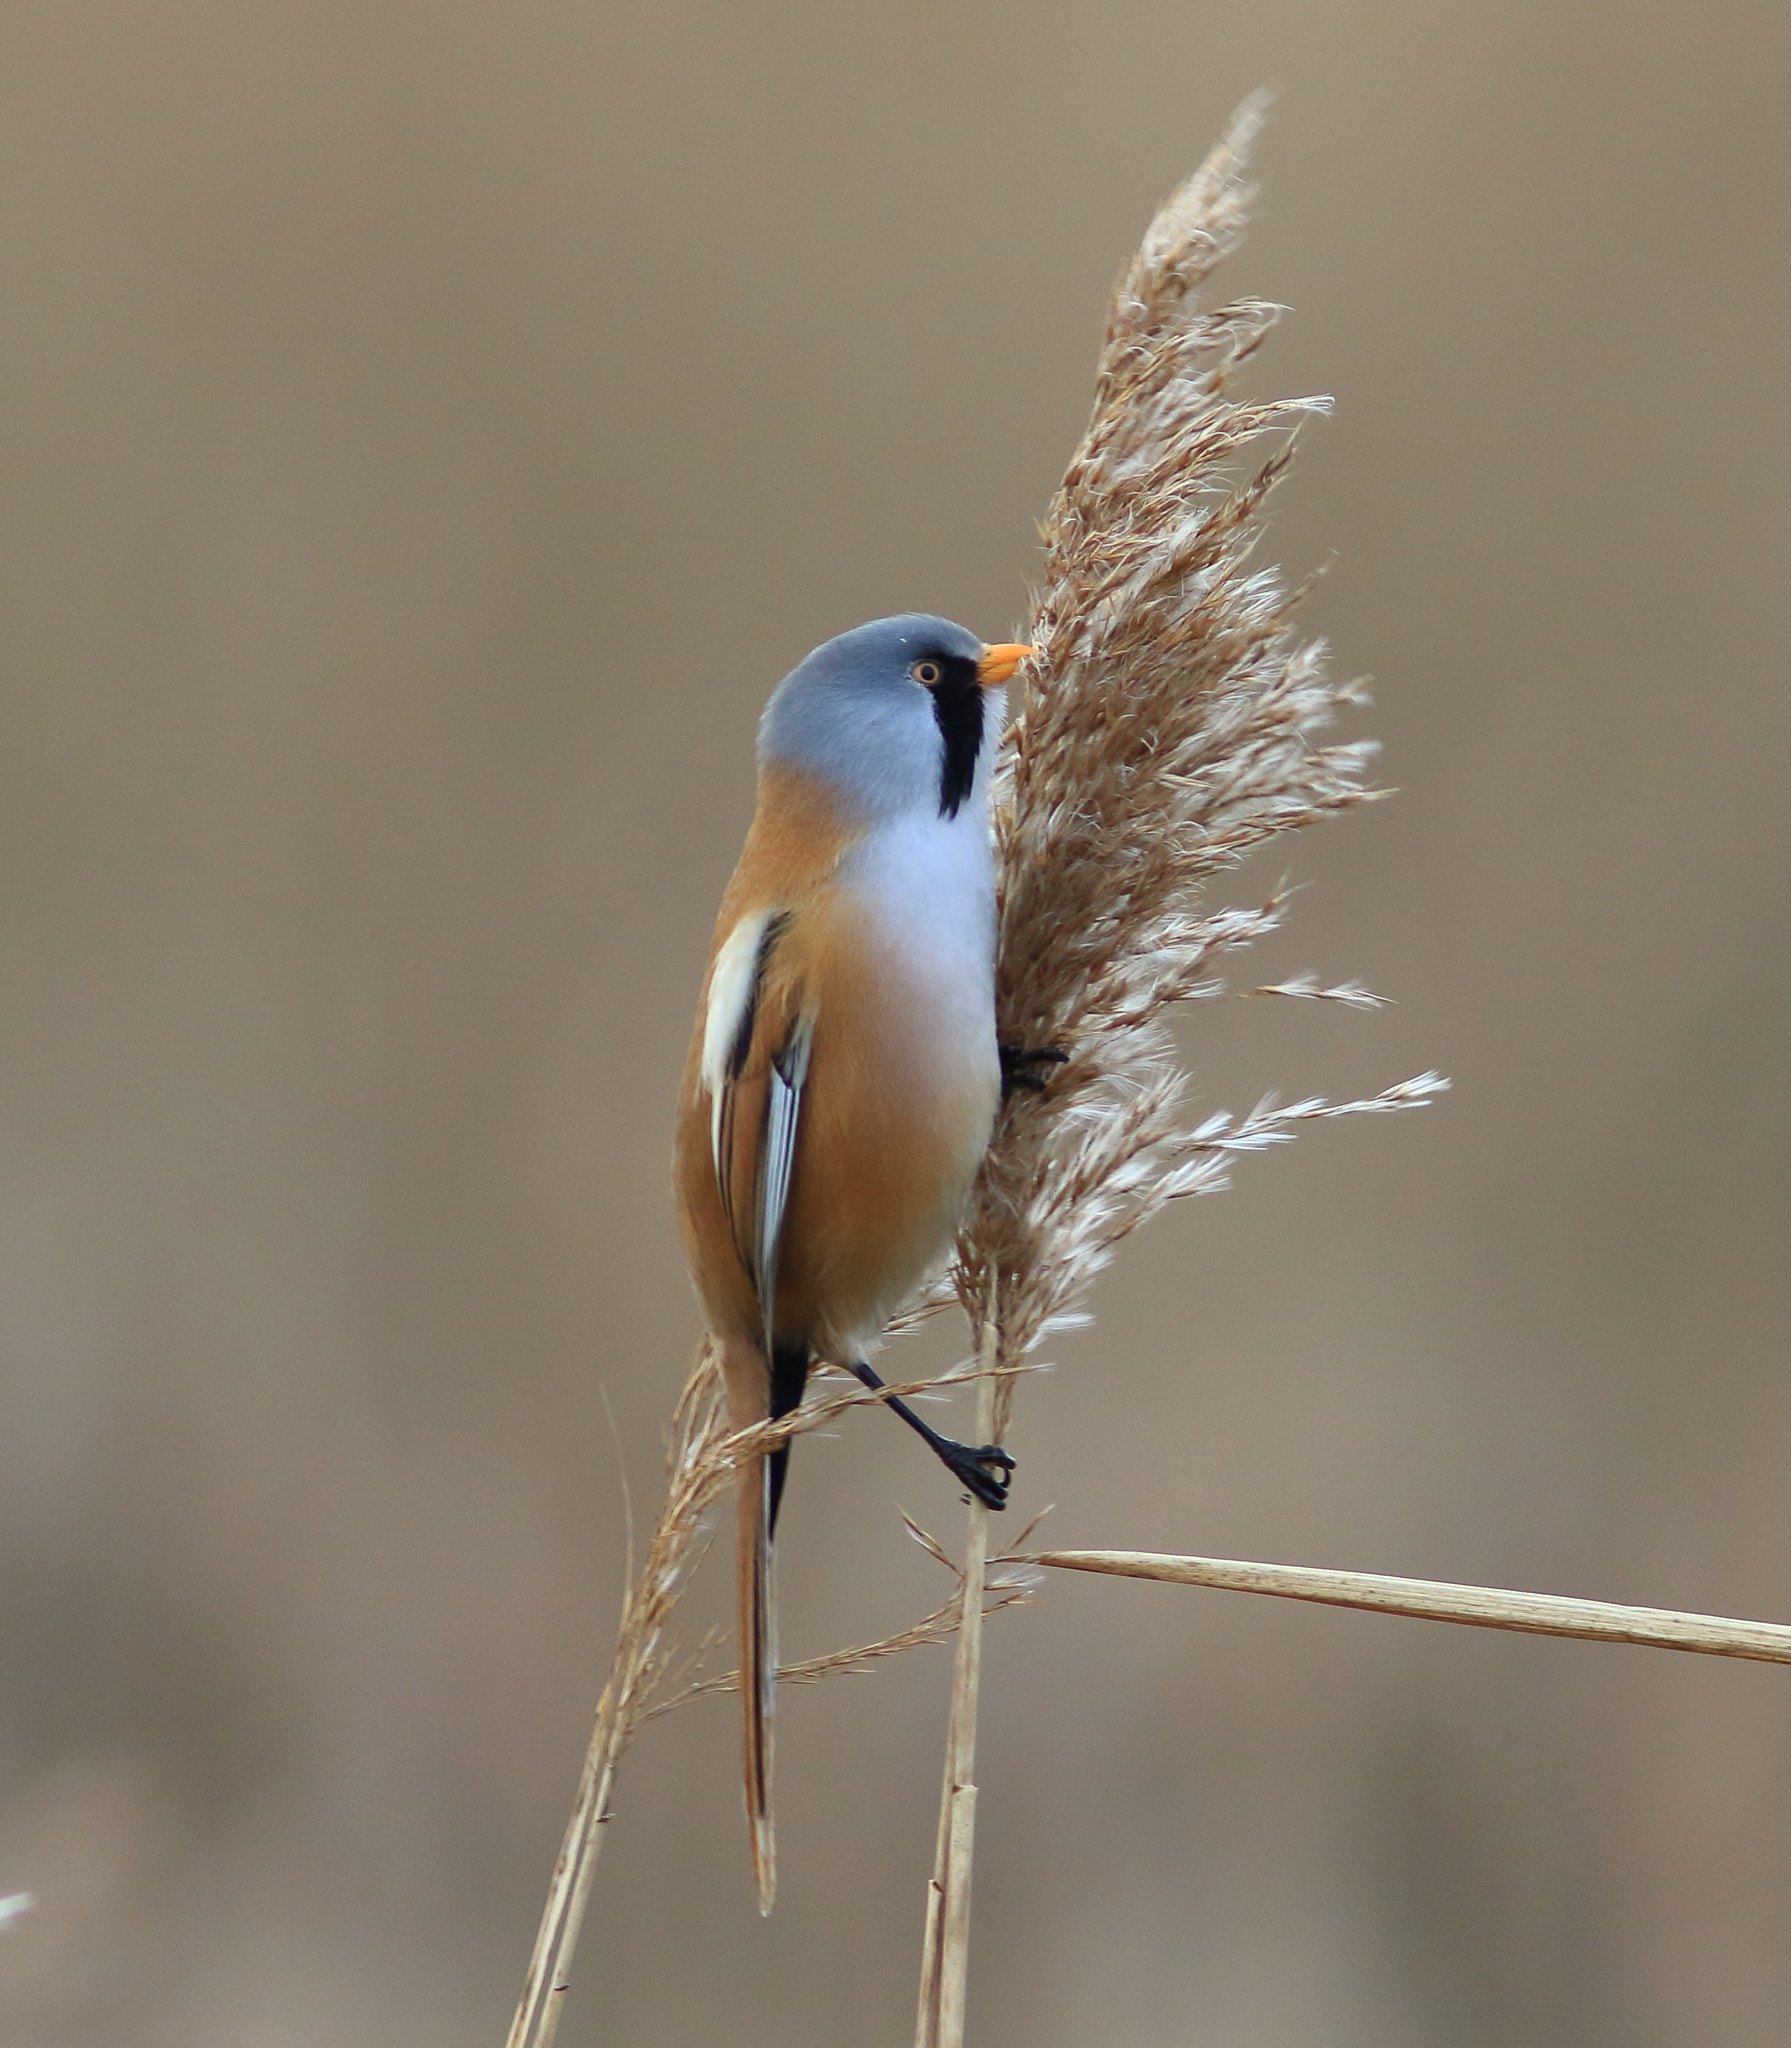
left=848, top=1362, right=1014, bottom=1510
left=999, top=1042, right=1069, bottom=1096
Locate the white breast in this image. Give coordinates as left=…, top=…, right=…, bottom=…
left=838, top=807, right=999, bottom=1081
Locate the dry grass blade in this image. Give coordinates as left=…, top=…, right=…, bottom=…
left=1025, top=1550, right=1791, bottom=1664
left=646, top=1575, right=1031, bottom=1719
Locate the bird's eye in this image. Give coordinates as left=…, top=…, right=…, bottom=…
left=911, top=659, right=943, bottom=687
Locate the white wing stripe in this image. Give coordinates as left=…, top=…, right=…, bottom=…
left=702, top=912, right=774, bottom=1176
left=756, top=1016, right=814, bottom=1348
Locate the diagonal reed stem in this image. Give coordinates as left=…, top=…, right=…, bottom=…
left=915, top=1299, right=1000, bottom=2048
left=1025, top=1550, right=1791, bottom=1663
left=503, top=1684, right=627, bottom=2048
left=504, top=1351, right=731, bottom=2048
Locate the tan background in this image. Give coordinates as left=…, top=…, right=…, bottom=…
left=0, top=3, right=1788, bottom=2042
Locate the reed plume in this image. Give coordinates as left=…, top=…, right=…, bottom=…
left=953, top=92, right=1440, bottom=1395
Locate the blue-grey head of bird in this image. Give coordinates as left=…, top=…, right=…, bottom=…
left=757, top=614, right=1031, bottom=827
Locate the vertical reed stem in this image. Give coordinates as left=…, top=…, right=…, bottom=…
left=915, top=1296, right=1000, bottom=2048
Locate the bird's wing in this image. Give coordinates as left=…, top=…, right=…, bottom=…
left=700, top=907, right=814, bottom=1349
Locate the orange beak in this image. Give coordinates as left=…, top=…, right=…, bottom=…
left=976, top=642, right=1034, bottom=686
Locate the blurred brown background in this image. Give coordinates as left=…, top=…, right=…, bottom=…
left=0, top=3, right=1787, bottom=2042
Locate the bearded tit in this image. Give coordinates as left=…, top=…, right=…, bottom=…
left=673, top=614, right=1041, bottom=1911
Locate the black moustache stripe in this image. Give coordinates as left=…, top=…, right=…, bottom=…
left=930, top=657, right=984, bottom=818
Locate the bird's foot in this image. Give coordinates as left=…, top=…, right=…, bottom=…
left=936, top=1437, right=1016, bottom=1510
left=999, top=1043, right=1069, bottom=1096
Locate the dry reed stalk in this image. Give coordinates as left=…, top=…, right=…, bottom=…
left=914, top=1305, right=1001, bottom=2048
left=1024, top=1550, right=1791, bottom=1663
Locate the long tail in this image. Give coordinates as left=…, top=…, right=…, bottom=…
left=723, top=1336, right=806, bottom=1916
left=736, top=1448, right=777, bottom=1914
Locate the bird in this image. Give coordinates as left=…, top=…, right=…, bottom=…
left=673, top=614, right=1040, bottom=1913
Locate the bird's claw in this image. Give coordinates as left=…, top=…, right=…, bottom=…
left=940, top=1438, right=1016, bottom=1510
left=999, top=1043, right=1070, bottom=1096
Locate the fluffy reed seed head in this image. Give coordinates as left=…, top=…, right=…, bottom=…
left=953, top=95, right=1443, bottom=1402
